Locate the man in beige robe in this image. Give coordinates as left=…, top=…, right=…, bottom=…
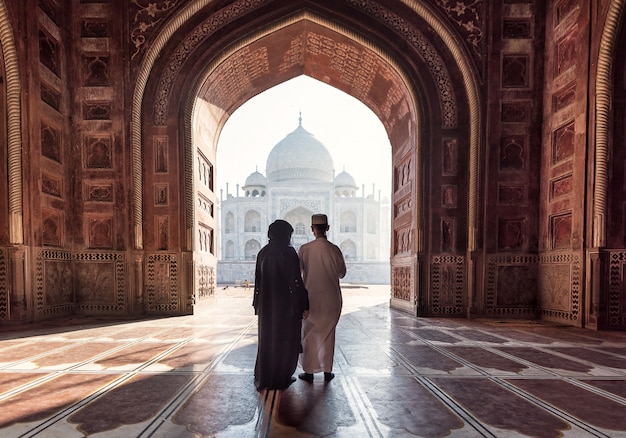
left=298, top=214, right=346, bottom=382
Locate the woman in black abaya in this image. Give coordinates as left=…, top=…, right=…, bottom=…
left=253, top=220, right=309, bottom=391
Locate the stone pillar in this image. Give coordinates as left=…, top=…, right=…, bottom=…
left=8, top=246, right=27, bottom=320
left=132, top=252, right=144, bottom=314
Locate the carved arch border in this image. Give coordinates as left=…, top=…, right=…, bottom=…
left=0, top=0, right=23, bottom=244
left=131, top=0, right=482, bottom=252
left=594, top=0, right=625, bottom=247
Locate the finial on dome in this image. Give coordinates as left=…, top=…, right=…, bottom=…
left=298, top=111, right=302, bottom=126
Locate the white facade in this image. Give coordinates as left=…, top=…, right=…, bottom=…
left=217, top=120, right=390, bottom=284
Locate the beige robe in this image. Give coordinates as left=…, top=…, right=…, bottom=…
left=298, top=236, right=346, bottom=373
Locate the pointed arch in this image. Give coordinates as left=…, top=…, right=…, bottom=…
left=593, top=0, right=626, bottom=247
left=0, top=0, right=23, bottom=243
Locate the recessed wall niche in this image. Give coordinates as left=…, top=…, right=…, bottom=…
left=84, top=135, right=112, bottom=169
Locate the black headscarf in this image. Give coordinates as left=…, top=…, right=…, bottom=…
left=267, top=220, right=293, bottom=245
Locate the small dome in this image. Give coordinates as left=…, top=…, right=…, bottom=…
left=266, top=118, right=334, bottom=183
left=244, top=170, right=266, bottom=187
left=334, top=170, right=357, bottom=188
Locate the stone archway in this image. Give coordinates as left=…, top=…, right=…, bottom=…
left=132, top=1, right=480, bottom=316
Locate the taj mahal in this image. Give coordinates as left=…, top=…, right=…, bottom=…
left=217, top=117, right=390, bottom=285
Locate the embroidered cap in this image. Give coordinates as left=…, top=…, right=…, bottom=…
left=311, top=214, right=328, bottom=225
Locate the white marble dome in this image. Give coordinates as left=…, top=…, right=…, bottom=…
left=334, top=170, right=357, bottom=188
left=266, top=120, right=334, bottom=183
left=244, top=170, right=266, bottom=187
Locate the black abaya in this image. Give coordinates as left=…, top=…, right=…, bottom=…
left=253, top=220, right=309, bottom=391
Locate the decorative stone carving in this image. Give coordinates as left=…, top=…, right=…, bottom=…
left=431, top=255, right=464, bottom=315
left=88, top=217, right=113, bottom=249
left=74, top=252, right=125, bottom=313
left=552, top=82, right=576, bottom=112
left=41, top=122, right=61, bottom=162
left=556, top=30, right=577, bottom=76
left=81, top=19, right=109, bottom=38
left=552, top=121, right=575, bottom=163
left=503, top=18, right=532, bottom=39
left=442, top=218, right=455, bottom=252
left=85, top=135, right=112, bottom=169
left=502, top=55, right=529, bottom=88
left=157, top=216, right=169, bottom=250
left=85, top=182, right=114, bottom=202
left=442, top=138, right=458, bottom=175
left=83, top=101, right=111, bottom=120
left=486, top=254, right=538, bottom=317
left=155, top=136, right=168, bottom=173
left=196, top=264, right=215, bottom=299
left=82, top=54, right=110, bottom=86
left=501, top=101, right=531, bottom=123
left=146, top=253, right=179, bottom=312
left=551, top=174, right=573, bottom=199
left=130, top=0, right=180, bottom=61
left=538, top=253, right=580, bottom=322
left=0, top=249, right=6, bottom=319
left=42, top=210, right=62, bottom=246
left=442, top=185, right=457, bottom=208
left=498, top=184, right=525, bottom=205
left=42, top=173, right=62, bottom=197
left=500, top=135, right=526, bottom=170
left=434, top=0, right=484, bottom=62
left=155, top=183, right=168, bottom=206
left=391, top=266, right=412, bottom=301
left=41, top=83, right=60, bottom=111
left=39, top=29, right=59, bottom=76
left=551, top=212, right=572, bottom=249
left=498, top=218, right=525, bottom=251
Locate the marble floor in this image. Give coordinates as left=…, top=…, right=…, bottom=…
left=1, top=286, right=626, bottom=437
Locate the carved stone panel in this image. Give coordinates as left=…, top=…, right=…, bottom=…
left=42, top=209, right=62, bottom=246
left=391, top=265, right=412, bottom=302
left=87, top=216, right=113, bottom=249
left=550, top=174, right=573, bottom=199
left=42, top=173, right=62, bottom=198
left=44, top=260, right=73, bottom=306
left=502, top=55, right=529, bottom=88
left=83, top=101, right=111, bottom=120
left=196, top=265, right=215, bottom=300
left=486, top=255, right=538, bottom=317
left=155, top=136, right=168, bottom=173
left=85, top=182, right=113, bottom=202
left=431, top=255, right=464, bottom=315
left=442, top=138, right=458, bottom=176
left=555, top=30, right=577, bottom=76
left=551, top=212, right=572, bottom=249
left=75, top=261, right=115, bottom=305
left=82, top=54, right=110, bottom=86
left=539, top=253, right=580, bottom=323
left=39, top=29, right=60, bottom=76
left=498, top=218, right=525, bottom=251
left=501, top=101, right=531, bottom=123
left=41, top=122, right=61, bottom=162
left=146, top=254, right=179, bottom=312
left=498, top=184, right=526, bottom=205
left=500, top=135, right=526, bottom=170
left=85, top=135, right=113, bottom=169
left=552, top=121, right=575, bottom=163
left=552, top=82, right=576, bottom=112
left=503, top=18, right=532, bottom=39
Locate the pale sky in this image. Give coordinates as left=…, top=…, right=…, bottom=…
left=216, top=76, right=392, bottom=200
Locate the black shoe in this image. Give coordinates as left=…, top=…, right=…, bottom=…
left=324, top=372, right=335, bottom=382
left=298, top=372, right=314, bottom=382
